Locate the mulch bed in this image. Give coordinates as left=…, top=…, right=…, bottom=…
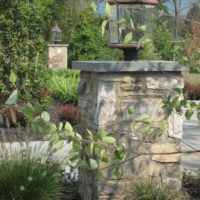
left=183, top=177, right=200, bottom=200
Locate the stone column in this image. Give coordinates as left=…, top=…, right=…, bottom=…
left=72, top=61, right=184, bottom=200
left=47, top=44, right=68, bottom=69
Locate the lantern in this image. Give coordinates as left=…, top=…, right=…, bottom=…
left=51, top=24, right=62, bottom=44
left=107, top=0, right=158, bottom=60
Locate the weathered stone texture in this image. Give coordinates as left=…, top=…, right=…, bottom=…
left=77, top=71, right=184, bottom=200
left=168, top=111, right=183, bottom=139
left=47, top=45, right=68, bottom=69
left=146, top=75, right=184, bottom=90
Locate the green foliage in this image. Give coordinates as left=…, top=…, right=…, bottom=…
left=68, top=6, right=122, bottom=64
left=164, top=88, right=200, bottom=121
left=138, top=37, right=159, bottom=60
left=1, top=63, right=50, bottom=104
left=152, top=3, right=199, bottom=66
left=187, top=3, right=200, bottom=24
left=0, top=0, right=121, bottom=103
left=5, top=90, right=18, bottom=105
left=127, top=176, right=186, bottom=200
left=105, top=2, right=111, bottom=19
left=47, top=69, right=80, bottom=103
left=0, top=0, right=50, bottom=101
left=21, top=100, right=168, bottom=184
left=48, top=0, right=87, bottom=41
left=0, top=147, right=63, bottom=200
left=153, top=12, right=176, bottom=60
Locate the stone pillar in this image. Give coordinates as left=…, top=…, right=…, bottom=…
left=72, top=61, right=184, bottom=200
left=47, top=44, right=68, bottom=70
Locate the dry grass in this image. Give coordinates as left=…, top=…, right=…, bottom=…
left=126, top=176, right=188, bottom=200
left=182, top=71, right=200, bottom=100
left=182, top=71, right=200, bottom=86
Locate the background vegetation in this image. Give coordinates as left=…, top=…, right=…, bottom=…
left=0, top=0, right=122, bottom=103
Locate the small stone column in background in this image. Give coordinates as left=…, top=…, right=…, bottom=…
left=47, top=44, right=68, bottom=70
left=72, top=61, right=184, bottom=200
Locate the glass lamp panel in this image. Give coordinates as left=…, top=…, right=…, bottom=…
left=52, top=31, right=55, bottom=42
left=56, top=32, right=61, bottom=41
left=118, top=4, right=145, bottom=43
left=144, top=5, right=155, bottom=35
left=52, top=31, right=61, bottom=42
left=117, top=4, right=155, bottom=43
left=109, top=2, right=156, bottom=45
left=110, top=4, right=119, bottom=43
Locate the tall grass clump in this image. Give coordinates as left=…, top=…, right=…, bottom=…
left=47, top=69, right=80, bottom=104
left=126, top=176, right=188, bottom=200
left=0, top=145, right=63, bottom=200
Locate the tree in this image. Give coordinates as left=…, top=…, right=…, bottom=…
left=187, top=3, right=200, bottom=20
left=185, top=3, right=200, bottom=72
left=157, top=0, right=170, bottom=13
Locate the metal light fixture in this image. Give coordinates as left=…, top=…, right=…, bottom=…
left=51, top=24, right=62, bottom=44
left=107, top=0, right=158, bottom=60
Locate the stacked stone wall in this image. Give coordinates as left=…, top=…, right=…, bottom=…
left=78, top=71, right=184, bottom=200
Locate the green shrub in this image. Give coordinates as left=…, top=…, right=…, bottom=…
left=15, top=62, right=50, bottom=102
left=0, top=147, right=63, bottom=200
left=126, top=177, right=187, bottom=200
left=47, top=69, right=80, bottom=103
left=0, top=0, right=50, bottom=102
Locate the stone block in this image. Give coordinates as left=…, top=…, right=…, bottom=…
left=152, top=154, right=180, bottom=163
left=120, top=99, right=165, bottom=121
left=161, top=163, right=182, bottom=179
left=94, top=82, right=118, bottom=125
left=162, top=177, right=182, bottom=189
left=146, top=75, right=184, bottom=90
left=47, top=44, right=68, bottom=69
left=167, top=111, right=183, bottom=139
left=151, top=143, right=180, bottom=163
left=94, top=73, right=132, bottom=82
left=130, top=121, right=167, bottom=142
left=150, top=143, right=178, bottom=154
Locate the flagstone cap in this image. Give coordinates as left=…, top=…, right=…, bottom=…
left=72, top=61, right=184, bottom=72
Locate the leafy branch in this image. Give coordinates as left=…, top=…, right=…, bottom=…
left=163, top=88, right=200, bottom=121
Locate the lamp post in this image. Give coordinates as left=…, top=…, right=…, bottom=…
left=47, top=24, right=68, bottom=69
left=51, top=24, right=62, bottom=44
left=107, top=0, right=158, bottom=60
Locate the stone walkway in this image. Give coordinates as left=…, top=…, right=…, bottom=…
left=182, top=114, right=200, bottom=174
